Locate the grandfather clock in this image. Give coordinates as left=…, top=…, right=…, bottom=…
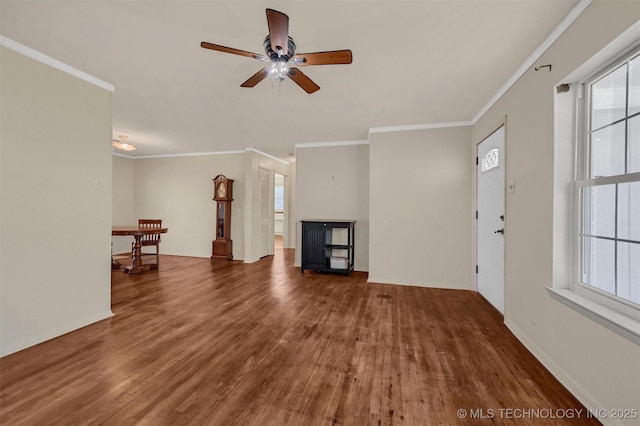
left=212, top=174, right=234, bottom=261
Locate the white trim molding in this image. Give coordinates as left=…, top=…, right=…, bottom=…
left=472, top=0, right=593, bottom=124
left=0, top=35, right=115, bottom=92
left=369, top=121, right=472, bottom=135
left=295, top=140, right=369, bottom=150
left=131, top=150, right=245, bottom=160
left=115, top=148, right=290, bottom=162
left=245, top=147, right=290, bottom=165
left=112, top=152, right=137, bottom=160
left=503, top=318, right=617, bottom=425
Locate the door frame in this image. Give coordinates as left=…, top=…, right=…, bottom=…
left=474, top=120, right=507, bottom=314
left=281, top=174, right=290, bottom=249
left=258, top=166, right=274, bottom=258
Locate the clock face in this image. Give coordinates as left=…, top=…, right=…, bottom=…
left=217, top=182, right=226, bottom=198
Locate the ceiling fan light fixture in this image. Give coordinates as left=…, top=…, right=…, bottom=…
left=270, top=61, right=290, bottom=82
left=112, top=134, right=136, bottom=151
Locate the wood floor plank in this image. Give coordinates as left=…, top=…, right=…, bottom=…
left=0, top=244, right=599, bottom=425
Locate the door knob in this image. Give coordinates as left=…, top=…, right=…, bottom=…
left=494, top=228, right=505, bottom=234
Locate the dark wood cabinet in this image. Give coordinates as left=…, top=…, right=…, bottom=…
left=301, top=220, right=355, bottom=276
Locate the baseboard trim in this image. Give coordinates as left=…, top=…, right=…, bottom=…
left=1, top=310, right=114, bottom=358
left=367, top=275, right=472, bottom=290
left=504, top=318, right=624, bottom=426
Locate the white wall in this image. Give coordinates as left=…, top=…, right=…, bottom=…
left=133, top=153, right=246, bottom=259
left=369, top=126, right=473, bottom=289
left=0, top=46, right=113, bottom=356
left=295, top=143, right=369, bottom=271
left=473, top=1, right=640, bottom=422
left=111, top=155, right=135, bottom=254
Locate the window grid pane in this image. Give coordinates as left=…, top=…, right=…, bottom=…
left=582, top=236, right=616, bottom=295
left=617, top=242, right=640, bottom=304
left=590, top=121, right=626, bottom=178
left=582, top=185, right=616, bottom=239
left=591, top=63, right=627, bottom=130
left=581, top=180, right=640, bottom=300
left=629, top=54, right=640, bottom=116
left=628, top=115, right=640, bottom=173
left=618, top=181, right=640, bottom=241
left=580, top=48, right=640, bottom=306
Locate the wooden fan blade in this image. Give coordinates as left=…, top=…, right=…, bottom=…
left=201, top=42, right=266, bottom=61
left=287, top=68, right=320, bottom=94
left=266, top=9, right=289, bottom=56
left=293, top=50, right=353, bottom=66
left=241, top=68, right=270, bottom=88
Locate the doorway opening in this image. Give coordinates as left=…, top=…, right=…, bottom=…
left=258, top=169, right=289, bottom=259
left=274, top=173, right=285, bottom=251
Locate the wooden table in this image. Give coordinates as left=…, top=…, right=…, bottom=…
left=112, top=226, right=168, bottom=274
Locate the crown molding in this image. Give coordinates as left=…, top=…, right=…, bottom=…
left=369, top=121, right=472, bottom=135
left=245, top=147, right=290, bottom=165
left=472, top=0, right=593, bottom=124
left=124, top=150, right=246, bottom=160
left=366, top=0, right=593, bottom=132
left=111, top=152, right=137, bottom=159
left=0, top=35, right=115, bottom=92
left=295, top=140, right=369, bottom=149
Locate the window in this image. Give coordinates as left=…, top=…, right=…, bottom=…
left=550, top=28, right=640, bottom=344
left=274, top=184, right=284, bottom=212
left=481, top=148, right=500, bottom=172
left=578, top=47, right=640, bottom=306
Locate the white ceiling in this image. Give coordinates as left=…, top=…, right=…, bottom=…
left=0, top=0, right=579, bottom=160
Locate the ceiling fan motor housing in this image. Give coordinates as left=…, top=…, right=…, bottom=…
left=264, top=36, right=296, bottom=62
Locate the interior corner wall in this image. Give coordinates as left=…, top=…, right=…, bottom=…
left=132, top=153, right=246, bottom=259
left=295, top=144, right=370, bottom=271
left=0, top=46, right=113, bottom=357
left=369, top=127, right=473, bottom=289
left=111, top=155, right=135, bottom=254
left=472, top=1, right=640, bottom=421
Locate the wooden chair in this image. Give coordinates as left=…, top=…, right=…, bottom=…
left=136, top=219, right=162, bottom=269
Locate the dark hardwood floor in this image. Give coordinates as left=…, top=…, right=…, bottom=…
left=0, top=243, right=598, bottom=425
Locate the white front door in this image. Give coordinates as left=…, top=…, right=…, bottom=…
left=477, top=126, right=506, bottom=313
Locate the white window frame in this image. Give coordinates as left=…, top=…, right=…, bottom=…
left=548, top=26, right=640, bottom=345
left=576, top=46, right=640, bottom=306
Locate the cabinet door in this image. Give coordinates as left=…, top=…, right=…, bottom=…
left=302, top=222, right=325, bottom=270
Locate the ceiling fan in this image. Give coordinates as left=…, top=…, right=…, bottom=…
left=201, top=8, right=352, bottom=94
